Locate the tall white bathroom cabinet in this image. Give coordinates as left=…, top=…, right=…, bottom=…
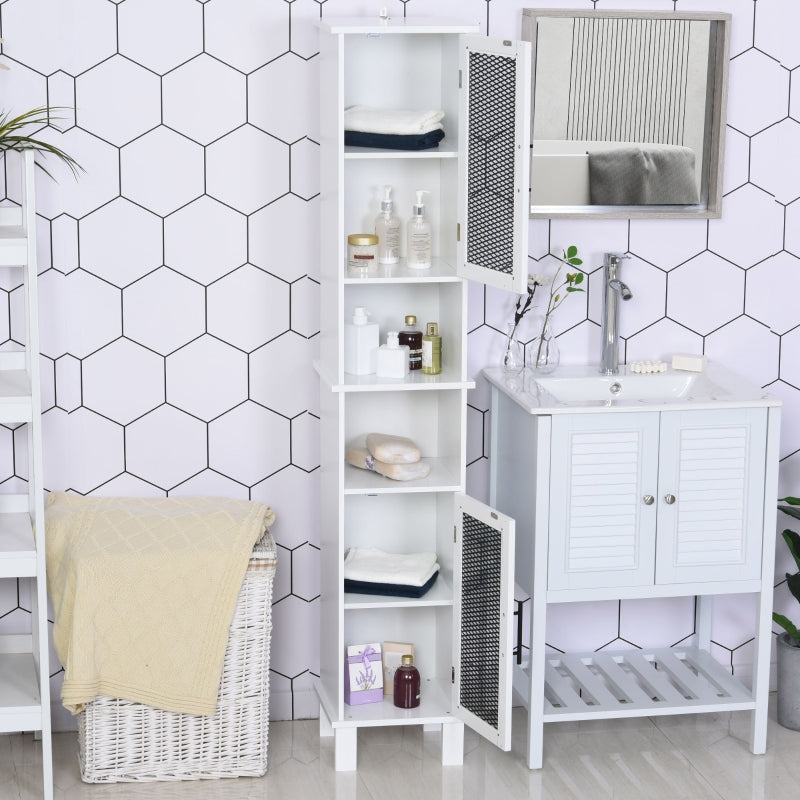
left=0, top=151, right=52, bottom=798
left=315, top=17, right=531, bottom=770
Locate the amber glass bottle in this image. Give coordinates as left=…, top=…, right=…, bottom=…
left=398, top=315, right=422, bottom=371
left=393, top=654, right=420, bottom=708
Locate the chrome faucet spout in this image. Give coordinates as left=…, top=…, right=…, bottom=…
left=600, top=253, right=632, bottom=375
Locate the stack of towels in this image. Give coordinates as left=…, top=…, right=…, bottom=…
left=346, top=432, right=430, bottom=481
left=344, top=547, right=440, bottom=598
left=344, top=105, right=445, bottom=150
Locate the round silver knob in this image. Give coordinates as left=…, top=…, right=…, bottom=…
left=642, top=495, right=654, bottom=506
left=664, top=494, right=676, bottom=505
left=609, top=382, right=622, bottom=395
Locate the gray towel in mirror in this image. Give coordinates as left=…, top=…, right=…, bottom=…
left=588, top=145, right=699, bottom=205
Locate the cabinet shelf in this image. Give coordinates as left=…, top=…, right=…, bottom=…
left=340, top=677, right=454, bottom=727
left=542, top=646, right=754, bottom=723
left=0, top=652, right=45, bottom=733
left=0, top=228, right=27, bottom=267
left=339, top=368, right=472, bottom=392
left=344, top=457, right=461, bottom=494
left=0, top=513, right=37, bottom=578
left=344, top=575, right=453, bottom=609
left=0, top=371, right=33, bottom=423
left=344, top=258, right=460, bottom=283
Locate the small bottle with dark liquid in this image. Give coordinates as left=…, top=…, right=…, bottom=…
left=398, top=315, right=422, bottom=371
left=393, top=654, right=420, bottom=708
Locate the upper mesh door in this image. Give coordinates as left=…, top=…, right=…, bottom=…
left=453, top=494, right=514, bottom=749
left=458, top=37, right=530, bottom=295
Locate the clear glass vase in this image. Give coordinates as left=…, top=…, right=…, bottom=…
left=529, top=318, right=560, bottom=373
left=502, top=323, right=525, bottom=374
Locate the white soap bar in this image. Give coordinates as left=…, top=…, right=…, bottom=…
left=672, top=353, right=706, bottom=372
left=366, top=433, right=420, bottom=464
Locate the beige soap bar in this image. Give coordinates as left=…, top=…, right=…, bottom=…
left=366, top=432, right=421, bottom=464
left=346, top=447, right=431, bottom=481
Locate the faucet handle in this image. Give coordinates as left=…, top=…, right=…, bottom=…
left=605, top=252, right=631, bottom=266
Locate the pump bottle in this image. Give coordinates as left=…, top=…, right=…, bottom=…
left=375, top=185, right=401, bottom=264
left=406, top=190, right=432, bottom=269
left=343, top=307, right=379, bottom=375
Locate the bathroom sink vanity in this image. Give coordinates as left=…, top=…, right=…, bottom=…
left=485, top=363, right=781, bottom=770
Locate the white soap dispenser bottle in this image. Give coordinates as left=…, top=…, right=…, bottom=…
left=406, top=190, right=432, bottom=269
left=343, top=307, right=379, bottom=375
left=375, top=184, right=401, bottom=264
left=376, top=331, right=409, bottom=379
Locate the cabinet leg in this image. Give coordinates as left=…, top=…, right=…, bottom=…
left=441, top=720, right=464, bottom=765
left=335, top=727, right=358, bottom=771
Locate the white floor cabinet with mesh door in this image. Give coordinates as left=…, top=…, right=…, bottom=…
left=315, top=16, right=531, bottom=770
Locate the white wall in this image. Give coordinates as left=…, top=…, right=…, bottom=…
left=0, top=0, right=798, bottom=726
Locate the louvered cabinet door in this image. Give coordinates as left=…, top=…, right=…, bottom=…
left=548, top=413, right=659, bottom=591
left=655, top=408, right=767, bottom=584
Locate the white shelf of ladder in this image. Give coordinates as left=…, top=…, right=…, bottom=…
left=0, top=150, right=52, bottom=799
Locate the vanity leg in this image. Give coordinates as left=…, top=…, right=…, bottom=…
left=335, top=727, right=358, bottom=771
left=750, top=589, right=773, bottom=754
left=319, top=702, right=334, bottom=737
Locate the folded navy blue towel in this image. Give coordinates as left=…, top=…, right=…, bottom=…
left=344, top=128, right=445, bottom=151
left=344, top=570, right=439, bottom=598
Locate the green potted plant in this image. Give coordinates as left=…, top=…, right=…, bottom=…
left=774, top=496, right=800, bottom=731
left=0, top=106, right=82, bottom=178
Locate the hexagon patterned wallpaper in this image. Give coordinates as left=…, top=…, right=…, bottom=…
left=0, top=0, right=798, bottom=731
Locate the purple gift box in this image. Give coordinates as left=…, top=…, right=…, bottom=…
left=344, top=642, right=384, bottom=705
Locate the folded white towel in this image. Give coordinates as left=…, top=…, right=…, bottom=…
left=344, top=547, right=439, bottom=587
left=344, top=105, right=445, bottom=135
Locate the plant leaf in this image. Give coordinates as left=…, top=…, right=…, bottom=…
left=780, top=528, right=800, bottom=572
left=779, top=503, right=800, bottom=524
left=773, top=612, right=800, bottom=645
left=569, top=257, right=583, bottom=266
left=787, top=570, right=800, bottom=605
left=566, top=245, right=578, bottom=259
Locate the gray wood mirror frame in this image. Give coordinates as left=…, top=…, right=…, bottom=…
left=522, top=9, right=731, bottom=219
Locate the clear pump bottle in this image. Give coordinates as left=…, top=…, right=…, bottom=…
left=406, top=190, right=432, bottom=269
left=375, top=185, right=401, bottom=264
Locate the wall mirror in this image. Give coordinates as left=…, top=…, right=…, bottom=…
left=522, top=9, right=731, bottom=219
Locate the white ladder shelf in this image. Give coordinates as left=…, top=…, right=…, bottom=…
left=0, top=150, right=52, bottom=799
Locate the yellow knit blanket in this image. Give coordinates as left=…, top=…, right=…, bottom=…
left=45, top=492, right=275, bottom=716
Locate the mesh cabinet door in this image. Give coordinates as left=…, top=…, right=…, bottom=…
left=453, top=493, right=515, bottom=750
left=458, top=36, right=531, bottom=295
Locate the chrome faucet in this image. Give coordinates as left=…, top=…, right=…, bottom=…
left=600, top=253, right=633, bottom=375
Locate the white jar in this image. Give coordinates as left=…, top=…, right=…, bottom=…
left=347, top=233, right=378, bottom=271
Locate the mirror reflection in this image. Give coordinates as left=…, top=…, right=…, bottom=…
left=523, top=10, right=730, bottom=218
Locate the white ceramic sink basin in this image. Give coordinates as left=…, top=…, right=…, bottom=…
left=534, top=370, right=726, bottom=403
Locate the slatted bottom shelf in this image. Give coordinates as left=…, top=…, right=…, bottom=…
left=543, top=647, right=755, bottom=722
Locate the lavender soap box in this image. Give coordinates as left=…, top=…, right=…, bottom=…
left=344, top=642, right=383, bottom=705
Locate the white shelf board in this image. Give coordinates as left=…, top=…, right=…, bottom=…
left=0, top=512, right=36, bottom=578
left=344, top=457, right=462, bottom=494
left=0, top=652, right=44, bottom=733
left=344, top=575, right=453, bottom=609
left=0, top=228, right=27, bottom=266
left=339, top=367, right=472, bottom=392
left=0, top=370, right=33, bottom=422
left=542, top=646, right=755, bottom=722
left=344, top=140, right=458, bottom=160
left=338, top=677, right=455, bottom=727
left=344, top=257, right=460, bottom=283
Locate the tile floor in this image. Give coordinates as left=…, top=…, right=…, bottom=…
left=4, top=699, right=800, bottom=799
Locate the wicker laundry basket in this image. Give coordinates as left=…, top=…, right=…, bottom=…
left=77, top=532, right=277, bottom=783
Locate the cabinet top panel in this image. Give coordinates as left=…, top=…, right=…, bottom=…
left=320, top=17, right=480, bottom=35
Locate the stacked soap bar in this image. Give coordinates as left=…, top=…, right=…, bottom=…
left=346, top=433, right=430, bottom=481
left=629, top=360, right=667, bottom=373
